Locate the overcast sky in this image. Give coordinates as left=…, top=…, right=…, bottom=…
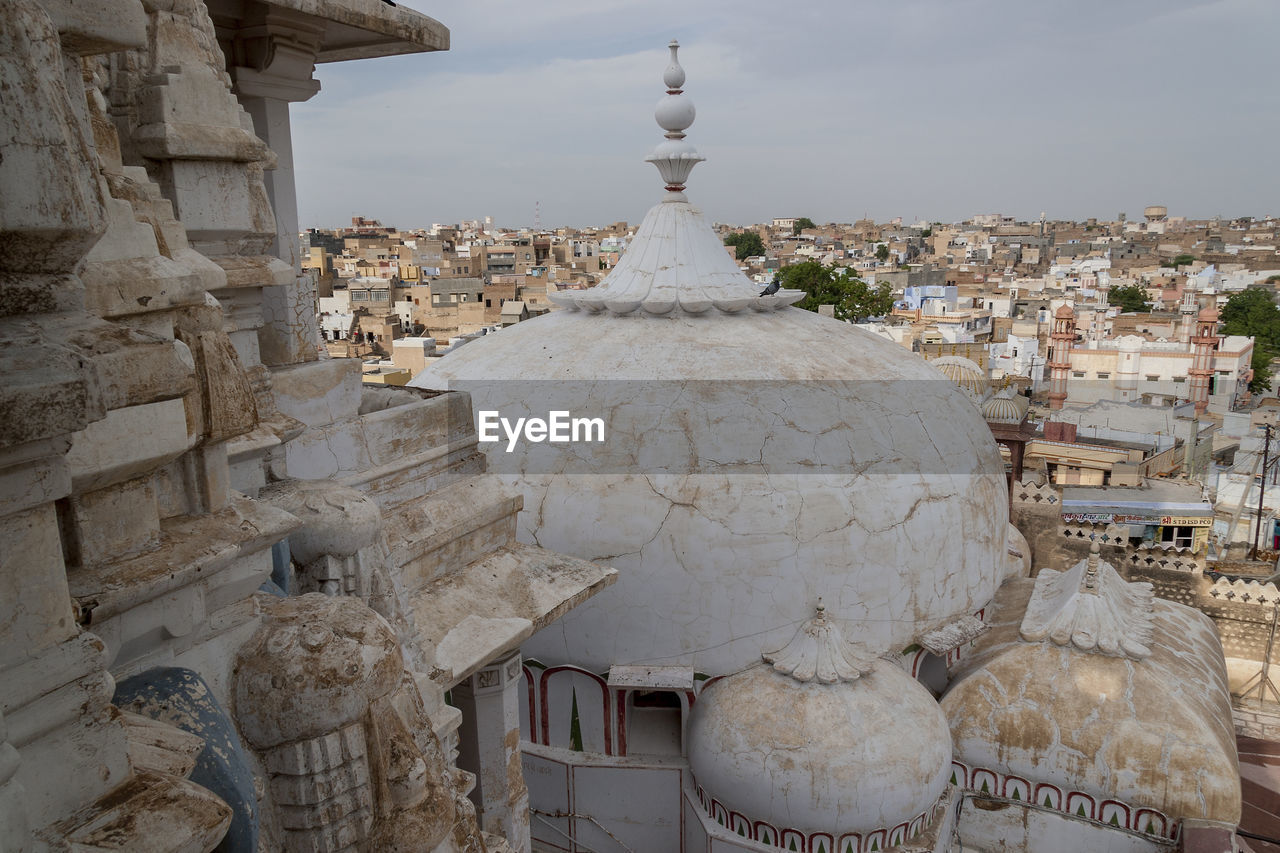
left=292, top=0, right=1279, bottom=231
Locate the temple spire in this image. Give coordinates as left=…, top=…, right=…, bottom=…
left=645, top=40, right=704, bottom=198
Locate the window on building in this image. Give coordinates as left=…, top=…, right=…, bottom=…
left=1160, top=525, right=1195, bottom=550
left=485, top=299, right=492, bottom=308
left=372, top=291, right=388, bottom=301
left=1173, top=376, right=1186, bottom=384
left=1145, top=374, right=1160, bottom=382
left=1097, top=372, right=1110, bottom=379
left=1072, top=371, right=1086, bottom=379
left=351, top=291, right=368, bottom=301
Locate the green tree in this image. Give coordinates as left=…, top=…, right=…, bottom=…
left=791, top=217, right=816, bottom=235
left=875, top=244, right=890, bottom=263
left=1248, top=348, right=1274, bottom=395
left=1221, top=287, right=1280, bottom=393
left=724, top=230, right=765, bottom=261
left=1107, top=283, right=1152, bottom=313
left=920, top=228, right=933, bottom=238
left=1170, top=253, right=1195, bottom=268
left=780, top=261, right=894, bottom=322
left=1221, top=288, right=1280, bottom=348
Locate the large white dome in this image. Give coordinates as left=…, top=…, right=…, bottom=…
left=413, top=45, right=1009, bottom=676
left=416, top=252, right=1008, bottom=673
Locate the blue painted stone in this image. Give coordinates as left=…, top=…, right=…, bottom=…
left=270, top=537, right=293, bottom=594
left=258, top=578, right=287, bottom=598
left=113, top=667, right=258, bottom=853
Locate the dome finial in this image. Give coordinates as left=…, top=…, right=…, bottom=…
left=763, top=604, right=875, bottom=684
left=645, top=40, right=705, bottom=198
left=1082, top=540, right=1102, bottom=592
left=663, top=39, right=685, bottom=92
left=1020, top=542, right=1155, bottom=658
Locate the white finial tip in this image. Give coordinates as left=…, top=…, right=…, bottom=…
left=646, top=40, right=703, bottom=194
left=664, top=41, right=685, bottom=91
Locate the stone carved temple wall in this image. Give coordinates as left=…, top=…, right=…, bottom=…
left=0, top=1, right=614, bottom=850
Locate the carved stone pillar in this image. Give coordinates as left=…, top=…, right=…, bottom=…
left=225, top=7, right=325, bottom=367
left=0, top=0, right=134, bottom=838
left=452, top=651, right=531, bottom=852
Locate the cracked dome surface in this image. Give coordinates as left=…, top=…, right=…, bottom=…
left=415, top=298, right=1009, bottom=674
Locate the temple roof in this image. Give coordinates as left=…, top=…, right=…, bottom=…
left=207, top=0, right=449, bottom=63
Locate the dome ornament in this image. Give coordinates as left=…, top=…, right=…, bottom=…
left=1019, top=541, right=1155, bottom=658
left=762, top=600, right=876, bottom=684
left=546, top=41, right=806, bottom=316
left=645, top=40, right=705, bottom=198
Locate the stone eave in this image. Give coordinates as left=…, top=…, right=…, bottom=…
left=211, top=0, right=449, bottom=62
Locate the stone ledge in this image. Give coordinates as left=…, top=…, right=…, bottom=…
left=1233, top=702, right=1280, bottom=740
left=69, top=496, right=299, bottom=626
left=385, top=473, right=521, bottom=588
left=219, top=0, right=451, bottom=62
left=411, top=543, right=617, bottom=687
left=46, top=769, right=232, bottom=853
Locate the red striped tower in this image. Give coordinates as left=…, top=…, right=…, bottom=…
left=1048, top=304, right=1076, bottom=410
left=1188, top=305, right=1220, bottom=414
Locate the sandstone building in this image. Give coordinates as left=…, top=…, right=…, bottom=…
left=0, top=1, right=615, bottom=851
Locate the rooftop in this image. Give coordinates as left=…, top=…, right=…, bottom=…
left=1061, top=481, right=1212, bottom=513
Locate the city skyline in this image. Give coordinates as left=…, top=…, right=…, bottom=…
left=293, top=0, right=1279, bottom=230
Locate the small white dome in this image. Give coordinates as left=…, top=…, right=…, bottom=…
left=981, top=388, right=1024, bottom=424
left=688, top=660, right=952, bottom=838
left=930, top=356, right=986, bottom=400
